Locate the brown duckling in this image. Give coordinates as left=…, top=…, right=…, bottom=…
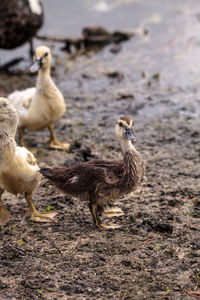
left=40, top=116, right=144, bottom=229
left=0, top=0, right=43, bottom=55
left=0, top=97, right=57, bottom=226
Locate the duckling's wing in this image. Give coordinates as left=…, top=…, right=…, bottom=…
left=8, top=87, right=35, bottom=118
left=15, top=145, right=39, bottom=171
left=63, top=163, right=120, bottom=185
left=85, top=159, right=123, bottom=180
left=86, top=159, right=123, bottom=168
left=40, top=163, right=119, bottom=194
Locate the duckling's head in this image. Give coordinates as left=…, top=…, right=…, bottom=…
left=30, top=45, right=52, bottom=73
left=0, top=97, right=18, bottom=138
left=115, top=116, right=136, bottom=144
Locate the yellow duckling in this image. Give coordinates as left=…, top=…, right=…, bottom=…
left=0, top=97, right=58, bottom=226
left=8, top=45, right=70, bottom=151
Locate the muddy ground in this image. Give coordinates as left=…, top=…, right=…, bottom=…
left=0, top=1, right=200, bottom=299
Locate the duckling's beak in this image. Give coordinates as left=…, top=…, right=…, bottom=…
left=123, top=127, right=136, bottom=142
left=30, top=59, right=42, bottom=73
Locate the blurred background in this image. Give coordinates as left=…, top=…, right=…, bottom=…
left=1, top=0, right=200, bottom=141
left=1, top=0, right=200, bottom=93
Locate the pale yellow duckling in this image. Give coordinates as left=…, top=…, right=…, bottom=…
left=0, top=97, right=58, bottom=226
left=8, top=45, right=70, bottom=151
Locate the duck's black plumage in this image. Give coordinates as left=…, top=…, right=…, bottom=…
left=40, top=116, right=145, bottom=229
left=0, top=0, right=43, bottom=50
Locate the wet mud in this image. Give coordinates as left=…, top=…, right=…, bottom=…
left=0, top=1, right=200, bottom=299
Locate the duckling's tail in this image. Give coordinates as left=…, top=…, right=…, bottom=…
left=40, top=167, right=66, bottom=184
left=40, top=166, right=69, bottom=192
left=40, top=168, right=52, bottom=178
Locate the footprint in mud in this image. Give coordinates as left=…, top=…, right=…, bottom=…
left=142, top=218, right=173, bottom=234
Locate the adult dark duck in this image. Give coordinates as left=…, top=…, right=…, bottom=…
left=0, top=0, right=43, bottom=54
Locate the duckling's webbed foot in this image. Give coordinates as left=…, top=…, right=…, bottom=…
left=50, top=140, right=71, bottom=151
left=25, top=192, right=58, bottom=223
left=30, top=211, right=58, bottom=223
left=48, top=124, right=70, bottom=151
left=0, top=189, right=11, bottom=226
left=99, top=222, right=121, bottom=229
left=102, top=207, right=124, bottom=218
left=89, top=203, right=120, bottom=230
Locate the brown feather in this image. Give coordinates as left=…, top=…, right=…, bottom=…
left=119, top=116, right=132, bottom=126
left=40, top=151, right=144, bottom=206
left=40, top=116, right=145, bottom=227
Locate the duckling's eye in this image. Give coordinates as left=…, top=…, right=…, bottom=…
left=44, top=52, right=48, bottom=57
left=2, top=102, right=7, bottom=107
left=119, top=122, right=123, bottom=127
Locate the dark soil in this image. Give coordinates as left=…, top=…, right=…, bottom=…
left=0, top=1, right=200, bottom=299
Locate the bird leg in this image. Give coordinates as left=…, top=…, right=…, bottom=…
left=89, top=203, right=101, bottom=228
left=18, top=128, right=37, bottom=153
left=29, top=39, right=34, bottom=58
left=89, top=203, right=120, bottom=229
left=25, top=192, right=58, bottom=222
left=0, top=188, right=11, bottom=226
left=102, top=207, right=124, bottom=218
left=48, top=124, right=70, bottom=151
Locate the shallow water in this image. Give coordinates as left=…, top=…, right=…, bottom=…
left=1, top=0, right=200, bottom=119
